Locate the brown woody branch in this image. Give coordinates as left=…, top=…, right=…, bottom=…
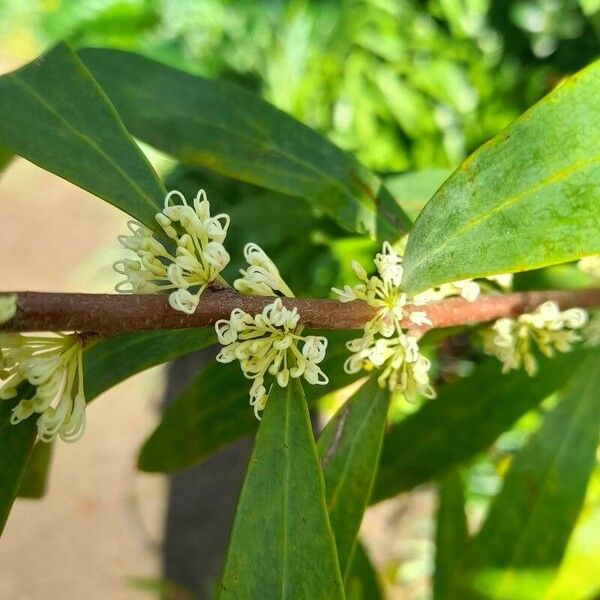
left=1, top=288, right=599, bottom=337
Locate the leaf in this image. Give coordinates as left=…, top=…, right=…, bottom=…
left=0, top=391, right=37, bottom=534
left=0, top=147, right=12, bottom=174
left=219, top=379, right=345, bottom=599
left=346, top=542, right=384, bottom=600
left=371, top=348, right=593, bottom=503
left=138, top=330, right=358, bottom=473
left=433, top=468, right=469, bottom=600
left=318, top=376, right=391, bottom=578
left=17, top=441, right=53, bottom=499
left=0, top=43, right=166, bottom=231
left=79, top=47, right=411, bottom=241
left=83, top=328, right=216, bottom=399
left=402, top=60, right=600, bottom=293
left=464, top=350, right=600, bottom=600
left=385, top=169, right=451, bottom=220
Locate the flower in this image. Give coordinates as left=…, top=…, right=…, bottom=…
left=0, top=333, right=87, bottom=442
left=234, top=243, right=294, bottom=298
left=334, top=242, right=435, bottom=401
left=412, top=279, right=481, bottom=305
left=332, top=242, right=414, bottom=336
left=0, top=294, right=17, bottom=324
left=215, top=298, right=328, bottom=418
left=343, top=331, right=435, bottom=401
left=578, top=255, right=600, bottom=280
left=114, top=189, right=230, bottom=314
left=482, top=301, right=588, bottom=376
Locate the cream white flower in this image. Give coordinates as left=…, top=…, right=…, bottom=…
left=343, top=331, right=435, bottom=401
left=486, top=273, right=513, bottom=290
left=115, top=189, right=230, bottom=314
left=215, top=298, right=328, bottom=419
left=482, top=301, right=588, bottom=376
left=412, top=279, right=481, bottom=305
left=0, top=294, right=17, bottom=325
left=234, top=243, right=294, bottom=298
left=334, top=242, right=435, bottom=401
left=0, top=333, right=87, bottom=442
left=578, top=255, right=600, bottom=280
left=333, top=242, right=413, bottom=337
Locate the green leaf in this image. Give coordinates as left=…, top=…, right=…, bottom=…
left=464, top=351, right=600, bottom=600
left=402, top=60, right=600, bottom=293
left=346, top=542, right=384, bottom=600
left=371, top=349, right=593, bottom=503
left=319, top=376, right=391, bottom=578
left=0, top=43, right=166, bottom=230
left=0, top=147, right=12, bottom=174
left=79, top=47, right=411, bottom=241
left=433, top=468, right=469, bottom=600
left=0, top=391, right=37, bottom=534
left=385, top=169, right=451, bottom=221
left=17, top=441, right=53, bottom=499
left=219, top=379, right=345, bottom=599
left=138, top=331, right=358, bottom=473
left=83, top=328, right=216, bottom=399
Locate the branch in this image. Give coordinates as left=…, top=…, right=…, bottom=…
left=1, top=288, right=599, bottom=336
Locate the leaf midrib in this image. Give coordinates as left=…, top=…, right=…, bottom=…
left=119, top=75, right=383, bottom=223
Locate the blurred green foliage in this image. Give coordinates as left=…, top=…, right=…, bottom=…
left=1, top=0, right=598, bottom=172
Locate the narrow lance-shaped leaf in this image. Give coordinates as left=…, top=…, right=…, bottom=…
left=318, top=376, right=391, bottom=578
left=433, top=468, right=469, bottom=600
left=0, top=43, right=166, bottom=231
left=83, top=328, right=216, bottom=399
left=17, top=441, right=53, bottom=499
left=345, top=542, right=384, bottom=600
left=402, top=59, right=600, bottom=293
left=371, top=348, right=593, bottom=503
left=79, top=47, right=411, bottom=242
left=219, top=379, right=345, bottom=599
left=0, top=390, right=37, bottom=534
left=138, top=331, right=358, bottom=473
left=464, top=350, right=600, bottom=600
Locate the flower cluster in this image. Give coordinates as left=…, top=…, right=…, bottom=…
left=233, top=243, right=294, bottom=298
left=216, top=298, right=328, bottom=418
left=578, top=255, right=600, bottom=281
left=115, top=189, right=230, bottom=314
left=482, top=301, right=588, bottom=376
left=334, top=242, right=441, bottom=401
left=0, top=334, right=87, bottom=442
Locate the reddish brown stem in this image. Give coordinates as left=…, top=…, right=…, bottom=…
left=0, top=288, right=599, bottom=336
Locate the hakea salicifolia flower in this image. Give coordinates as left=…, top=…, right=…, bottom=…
left=578, top=255, right=600, bottom=280
left=216, top=245, right=328, bottom=418
left=482, top=301, right=588, bottom=376
left=0, top=334, right=86, bottom=442
left=114, top=189, right=230, bottom=314
left=333, top=242, right=445, bottom=401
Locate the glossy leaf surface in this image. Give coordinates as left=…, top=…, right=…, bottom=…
left=80, top=47, right=411, bottom=241
left=219, top=380, right=345, bottom=599
left=402, top=61, right=600, bottom=293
